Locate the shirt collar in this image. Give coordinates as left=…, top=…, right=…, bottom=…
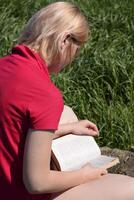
left=11, top=44, right=50, bottom=78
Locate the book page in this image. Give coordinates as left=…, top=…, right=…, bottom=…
left=89, top=155, right=120, bottom=169
left=52, top=134, right=101, bottom=171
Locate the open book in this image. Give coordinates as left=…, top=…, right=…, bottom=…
left=51, top=134, right=120, bottom=171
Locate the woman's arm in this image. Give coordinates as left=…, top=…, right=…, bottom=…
left=23, top=129, right=106, bottom=194
left=54, top=120, right=99, bottom=139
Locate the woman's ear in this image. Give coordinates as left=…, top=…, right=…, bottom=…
left=60, top=33, right=71, bottom=52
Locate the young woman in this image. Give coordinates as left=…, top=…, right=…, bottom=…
left=0, top=2, right=134, bottom=200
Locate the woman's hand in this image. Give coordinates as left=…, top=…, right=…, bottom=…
left=80, top=162, right=108, bottom=183
left=68, top=120, right=99, bottom=136
left=54, top=120, right=99, bottom=139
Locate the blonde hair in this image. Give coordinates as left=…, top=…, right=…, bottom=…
left=18, top=1, right=89, bottom=66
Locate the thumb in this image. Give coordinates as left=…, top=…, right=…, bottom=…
left=82, top=128, right=98, bottom=136
left=82, top=162, right=94, bottom=168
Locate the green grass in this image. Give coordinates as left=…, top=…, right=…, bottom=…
left=0, top=0, right=134, bottom=150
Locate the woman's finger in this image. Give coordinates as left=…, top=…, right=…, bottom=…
left=87, top=121, right=99, bottom=132
left=81, top=120, right=99, bottom=133
left=79, top=128, right=99, bottom=136
left=88, top=128, right=99, bottom=136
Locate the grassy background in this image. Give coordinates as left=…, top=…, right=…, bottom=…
left=0, top=0, right=134, bottom=150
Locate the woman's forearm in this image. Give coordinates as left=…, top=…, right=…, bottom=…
left=54, top=124, right=73, bottom=139
left=54, top=120, right=99, bottom=139
left=36, top=169, right=85, bottom=194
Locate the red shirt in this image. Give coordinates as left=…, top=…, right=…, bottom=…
left=0, top=45, right=64, bottom=200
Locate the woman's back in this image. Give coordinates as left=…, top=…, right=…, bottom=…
left=0, top=45, right=63, bottom=200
